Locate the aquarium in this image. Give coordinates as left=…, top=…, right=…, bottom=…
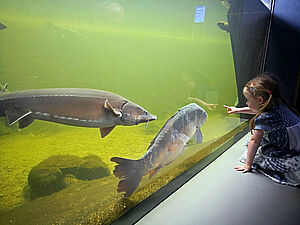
left=0, top=0, right=247, bottom=224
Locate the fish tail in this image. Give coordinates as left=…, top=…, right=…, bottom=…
left=111, top=157, right=145, bottom=197
left=0, top=83, right=8, bottom=93
left=0, top=83, right=9, bottom=118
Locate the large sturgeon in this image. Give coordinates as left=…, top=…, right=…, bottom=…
left=111, top=103, right=207, bottom=197
left=0, top=87, right=157, bottom=138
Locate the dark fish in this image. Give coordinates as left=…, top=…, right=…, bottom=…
left=0, top=22, right=7, bottom=30
left=0, top=88, right=157, bottom=138
left=0, top=83, right=8, bottom=93
left=111, top=103, right=207, bottom=197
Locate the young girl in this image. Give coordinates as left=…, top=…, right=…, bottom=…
left=224, top=74, right=300, bottom=186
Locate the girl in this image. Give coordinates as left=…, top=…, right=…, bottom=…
left=224, top=74, right=300, bottom=186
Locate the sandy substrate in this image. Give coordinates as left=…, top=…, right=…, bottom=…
left=0, top=113, right=244, bottom=224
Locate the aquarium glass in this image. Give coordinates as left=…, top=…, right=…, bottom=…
left=0, top=0, right=245, bottom=224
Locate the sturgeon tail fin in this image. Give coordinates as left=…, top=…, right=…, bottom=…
left=111, top=157, right=145, bottom=197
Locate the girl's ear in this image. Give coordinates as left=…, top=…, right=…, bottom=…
left=258, top=96, right=264, bottom=104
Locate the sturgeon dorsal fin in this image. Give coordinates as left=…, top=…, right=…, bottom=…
left=5, top=103, right=32, bottom=126
left=104, top=99, right=122, bottom=117
left=100, top=126, right=115, bottom=138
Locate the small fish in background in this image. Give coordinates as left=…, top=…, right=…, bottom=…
left=217, top=21, right=230, bottom=33
left=0, top=83, right=8, bottom=93
left=220, top=0, right=231, bottom=9
left=111, top=103, right=208, bottom=197
left=0, top=88, right=157, bottom=138
left=0, top=22, right=7, bottom=30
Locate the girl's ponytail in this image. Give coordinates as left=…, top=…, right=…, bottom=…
left=248, top=92, right=273, bottom=132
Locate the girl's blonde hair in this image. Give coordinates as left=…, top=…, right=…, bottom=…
left=245, top=73, right=299, bottom=132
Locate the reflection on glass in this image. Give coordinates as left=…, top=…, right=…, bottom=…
left=0, top=0, right=244, bottom=224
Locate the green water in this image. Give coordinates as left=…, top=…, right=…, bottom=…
left=0, top=0, right=243, bottom=224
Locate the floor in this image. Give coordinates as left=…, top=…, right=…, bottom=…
left=135, top=133, right=300, bottom=225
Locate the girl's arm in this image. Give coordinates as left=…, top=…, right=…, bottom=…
left=234, top=129, right=264, bottom=173
left=223, top=105, right=256, bottom=115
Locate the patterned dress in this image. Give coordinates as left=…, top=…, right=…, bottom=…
left=241, top=104, right=300, bottom=186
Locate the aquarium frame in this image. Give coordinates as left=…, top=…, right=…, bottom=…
left=111, top=125, right=250, bottom=225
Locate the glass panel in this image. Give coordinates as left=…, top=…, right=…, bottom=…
left=0, top=0, right=247, bottom=224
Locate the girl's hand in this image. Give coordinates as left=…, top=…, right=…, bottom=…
left=234, top=164, right=252, bottom=173
left=223, top=105, right=239, bottom=114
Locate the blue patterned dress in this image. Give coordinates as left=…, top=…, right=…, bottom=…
left=242, top=104, right=300, bottom=186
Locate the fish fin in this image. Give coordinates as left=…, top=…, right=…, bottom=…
left=104, top=99, right=122, bottom=117
left=148, top=167, right=161, bottom=179
left=18, top=114, right=34, bottom=128
left=99, top=126, right=115, bottom=138
left=117, top=177, right=142, bottom=197
left=5, top=103, right=32, bottom=126
left=111, top=157, right=144, bottom=197
left=195, top=128, right=203, bottom=144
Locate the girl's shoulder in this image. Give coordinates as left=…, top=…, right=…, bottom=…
left=254, top=105, right=283, bottom=130
left=254, top=113, right=274, bottom=131
left=255, top=104, right=300, bottom=130
left=275, top=104, right=300, bottom=125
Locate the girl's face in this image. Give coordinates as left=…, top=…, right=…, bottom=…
left=243, top=87, right=262, bottom=112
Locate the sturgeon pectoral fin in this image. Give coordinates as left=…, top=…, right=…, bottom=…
left=104, top=99, right=122, bottom=117
left=5, top=104, right=32, bottom=126
left=100, top=126, right=115, bottom=138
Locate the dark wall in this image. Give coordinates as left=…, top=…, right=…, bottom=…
left=229, top=0, right=300, bottom=111
left=227, top=0, right=271, bottom=108
left=264, top=0, right=300, bottom=108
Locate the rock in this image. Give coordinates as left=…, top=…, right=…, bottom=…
left=77, top=155, right=110, bottom=180
left=28, top=167, right=65, bottom=196
left=28, top=155, right=110, bottom=197
left=63, top=174, right=80, bottom=187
